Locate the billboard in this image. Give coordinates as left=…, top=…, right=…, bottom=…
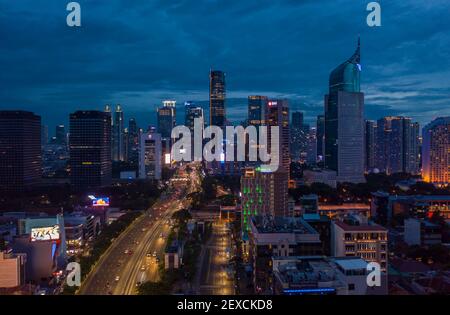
left=31, top=225, right=60, bottom=242
left=92, top=197, right=110, bottom=207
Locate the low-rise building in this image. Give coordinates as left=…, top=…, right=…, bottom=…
left=272, top=256, right=387, bottom=295
left=248, top=216, right=323, bottom=293
left=0, top=251, right=26, bottom=288
left=164, top=240, right=183, bottom=270
left=404, top=218, right=442, bottom=246
left=303, top=169, right=337, bottom=188
left=331, top=219, right=388, bottom=271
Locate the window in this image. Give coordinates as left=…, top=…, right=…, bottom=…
left=348, top=284, right=355, bottom=291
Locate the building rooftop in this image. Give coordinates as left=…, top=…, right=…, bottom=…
left=333, top=257, right=368, bottom=270
left=334, top=221, right=387, bottom=232
left=252, top=216, right=317, bottom=234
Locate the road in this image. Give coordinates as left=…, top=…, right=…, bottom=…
left=195, top=220, right=235, bottom=295
left=79, top=163, right=201, bottom=295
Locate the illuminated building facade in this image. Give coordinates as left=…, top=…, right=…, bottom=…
left=331, top=220, right=388, bottom=271
left=266, top=99, right=290, bottom=175
left=69, top=111, right=112, bottom=189
left=139, top=130, right=162, bottom=180
left=324, top=38, right=365, bottom=183
left=157, top=100, right=176, bottom=139
left=422, top=117, right=450, bottom=185
left=241, top=167, right=289, bottom=233
left=209, top=70, right=226, bottom=128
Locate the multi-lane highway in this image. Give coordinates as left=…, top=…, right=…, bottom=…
left=79, top=164, right=200, bottom=295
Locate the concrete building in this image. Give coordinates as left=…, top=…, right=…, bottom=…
left=241, top=167, right=288, bottom=233
left=404, top=218, right=442, bottom=246
left=331, top=219, right=388, bottom=271
left=272, top=256, right=387, bottom=295
left=248, top=216, right=322, bottom=293
left=0, top=251, right=26, bottom=288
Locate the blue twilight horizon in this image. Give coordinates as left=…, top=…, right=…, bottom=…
left=1, top=0, right=450, bottom=133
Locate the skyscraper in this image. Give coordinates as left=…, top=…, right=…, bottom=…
left=157, top=100, right=176, bottom=139
left=127, top=118, right=139, bottom=169
left=0, top=111, right=41, bottom=192
left=139, top=130, right=162, bottom=180
left=112, top=105, right=125, bottom=161
left=290, top=111, right=306, bottom=162
left=365, top=120, right=377, bottom=172
left=184, top=101, right=204, bottom=134
left=324, top=38, right=365, bottom=183
left=55, top=124, right=66, bottom=145
left=41, top=124, right=48, bottom=147
left=316, top=115, right=325, bottom=161
left=422, top=117, right=450, bottom=185
left=69, top=111, right=112, bottom=189
left=248, top=95, right=268, bottom=127
left=209, top=70, right=226, bottom=128
left=376, top=116, right=420, bottom=175
left=266, top=99, right=290, bottom=175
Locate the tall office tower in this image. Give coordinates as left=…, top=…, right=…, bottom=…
left=55, top=124, right=66, bottom=145
left=266, top=99, right=290, bottom=175
left=324, top=38, right=365, bottom=183
left=316, top=115, right=325, bottom=161
left=69, top=111, right=112, bottom=189
left=0, top=111, right=41, bottom=192
left=139, top=130, right=162, bottom=180
left=290, top=111, right=307, bottom=162
left=185, top=102, right=204, bottom=161
left=184, top=101, right=204, bottom=134
left=306, top=127, right=317, bottom=165
left=157, top=100, right=176, bottom=139
left=365, top=120, right=377, bottom=172
left=127, top=118, right=139, bottom=169
left=112, top=105, right=125, bottom=161
left=248, top=95, right=268, bottom=127
left=422, top=117, right=450, bottom=185
left=376, top=116, right=420, bottom=174
left=209, top=70, right=226, bottom=128
left=240, top=167, right=289, bottom=232
left=41, top=125, right=48, bottom=147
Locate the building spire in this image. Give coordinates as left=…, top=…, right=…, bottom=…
left=348, top=35, right=361, bottom=64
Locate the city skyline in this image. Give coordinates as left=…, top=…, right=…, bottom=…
left=2, top=1, right=450, bottom=129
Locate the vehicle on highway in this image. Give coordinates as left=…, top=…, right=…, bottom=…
left=153, top=251, right=157, bottom=257
left=115, top=276, right=120, bottom=282
left=140, top=265, right=146, bottom=271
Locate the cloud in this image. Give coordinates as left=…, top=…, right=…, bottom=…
left=0, top=0, right=449, bottom=131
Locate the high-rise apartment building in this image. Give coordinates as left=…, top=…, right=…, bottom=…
left=376, top=116, right=420, bottom=175
left=266, top=99, right=290, bottom=175
left=316, top=115, right=325, bottom=161
left=422, top=117, right=450, bottom=185
left=0, top=111, right=41, bottom=192
left=365, top=120, right=377, bottom=172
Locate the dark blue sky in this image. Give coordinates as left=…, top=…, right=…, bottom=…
left=1, top=0, right=449, bottom=135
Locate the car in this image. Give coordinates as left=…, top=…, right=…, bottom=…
left=146, top=253, right=152, bottom=258
left=115, top=276, right=120, bottom=282
left=153, top=251, right=157, bottom=257
left=124, top=249, right=129, bottom=254
left=140, top=265, right=146, bottom=271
